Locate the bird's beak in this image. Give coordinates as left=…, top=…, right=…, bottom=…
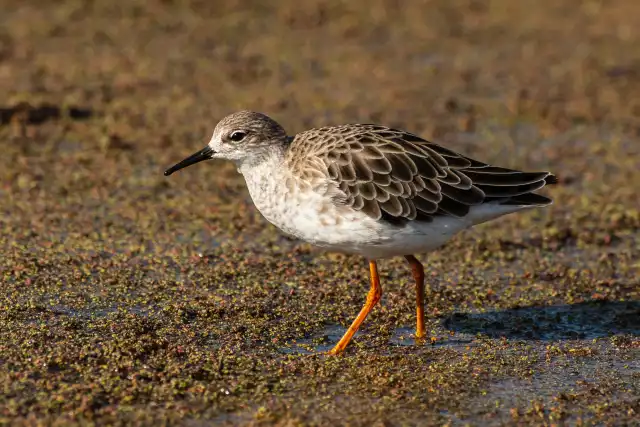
left=164, top=146, right=215, bottom=176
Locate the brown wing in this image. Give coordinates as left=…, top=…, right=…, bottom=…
left=289, top=124, right=557, bottom=223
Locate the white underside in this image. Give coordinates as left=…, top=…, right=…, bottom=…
left=275, top=202, right=530, bottom=259
left=239, top=155, right=536, bottom=259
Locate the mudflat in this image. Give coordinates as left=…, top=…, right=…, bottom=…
left=1, top=1, right=638, bottom=425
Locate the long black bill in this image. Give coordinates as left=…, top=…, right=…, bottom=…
left=164, top=146, right=214, bottom=176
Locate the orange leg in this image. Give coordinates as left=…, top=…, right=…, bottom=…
left=327, top=260, right=382, bottom=355
left=405, top=255, right=426, bottom=339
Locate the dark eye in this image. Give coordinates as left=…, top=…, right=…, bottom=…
left=229, top=131, right=246, bottom=142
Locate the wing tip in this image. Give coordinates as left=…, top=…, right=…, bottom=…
left=498, top=192, right=554, bottom=207
left=544, top=173, right=559, bottom=185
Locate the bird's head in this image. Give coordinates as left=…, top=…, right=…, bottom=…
left=164, top=110, right=288, bottom=176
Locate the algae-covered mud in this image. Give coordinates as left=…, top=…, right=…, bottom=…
left=1, top=0, right=639, bottom=425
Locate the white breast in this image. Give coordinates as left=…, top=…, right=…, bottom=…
left=240, top=156, right=376, bottom=246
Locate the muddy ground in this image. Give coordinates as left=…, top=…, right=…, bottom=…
left=1, top=0, right=639, bottom=425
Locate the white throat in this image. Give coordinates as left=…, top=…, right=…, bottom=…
left=237, top=147, right=288, bottom=213
left=237, top=146, right=285, bottom=176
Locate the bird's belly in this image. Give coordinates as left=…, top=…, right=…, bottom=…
left=256, top=193, right=378, bottom=246
left=256, top=193, right=467, bottom=259
left=320, top=216, right=468, bottom=258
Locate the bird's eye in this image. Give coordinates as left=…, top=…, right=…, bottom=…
left=229, top=131, right=246, bottom=142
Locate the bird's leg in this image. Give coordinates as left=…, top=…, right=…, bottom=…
left=404, top=255, right=427, bottom=339
left=327, top=260, right=382, bottom=355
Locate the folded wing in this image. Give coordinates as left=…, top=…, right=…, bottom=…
left=293, top=124, right=557, bottom=224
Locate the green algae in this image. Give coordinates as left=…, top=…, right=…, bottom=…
left=1, top=0, right=640, bottom=425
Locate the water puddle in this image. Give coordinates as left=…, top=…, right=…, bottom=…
left=457, top=353, right=640, bottom=426
left=280, top=324, right=477, bottom=354
left=390, top=327, right=476, bottom=350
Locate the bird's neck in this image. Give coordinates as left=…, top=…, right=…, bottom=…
left=237, top=143, right=287, bottom=176
left=238, top=144, right=291, bottom=217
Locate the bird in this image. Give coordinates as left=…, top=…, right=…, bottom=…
left=164, top=110, right=557, bottom=354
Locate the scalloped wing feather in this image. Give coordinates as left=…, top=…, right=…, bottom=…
left=287, top=124, right=556, bottom=223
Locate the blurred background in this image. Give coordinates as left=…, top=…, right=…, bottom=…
left=1, top=0, right=639, bottom=425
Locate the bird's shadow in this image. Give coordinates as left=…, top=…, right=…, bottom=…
left=442, top=300, right=640, bottom=340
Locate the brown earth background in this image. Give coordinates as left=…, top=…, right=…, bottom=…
left=1, top=0, right=639, bottom=425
